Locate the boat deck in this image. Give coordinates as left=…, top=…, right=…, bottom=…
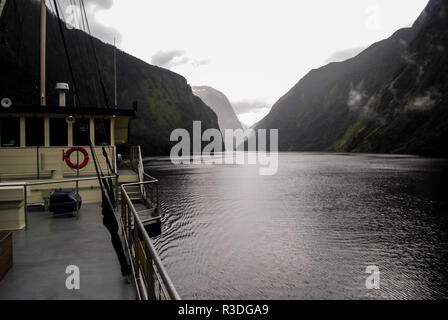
left=0, top=203, right=135, bottom=300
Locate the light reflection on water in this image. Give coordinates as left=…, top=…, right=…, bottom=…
left=145, top=153, right=448, bottom=299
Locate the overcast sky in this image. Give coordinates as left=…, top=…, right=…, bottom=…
left=62, top=0, right=429, bottom=126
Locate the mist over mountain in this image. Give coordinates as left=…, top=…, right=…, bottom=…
left=232, top=99, right=271, bottom=128
left=0, top=0, right=219, bottom=155
left=192, top=86, right=242, bottom=132
left=257, top=0, right=448, bottom=157
left=325, top=46, right=368, bottom=64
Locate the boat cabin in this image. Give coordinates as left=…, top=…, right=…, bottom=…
left=0, top=105, right=133, bottom=148
left=0, top=97, right=136, bottom=214
left=0, top=104, right=134, bottom=179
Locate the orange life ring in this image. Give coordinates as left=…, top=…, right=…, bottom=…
left=63, top=147, right=89, bottom=170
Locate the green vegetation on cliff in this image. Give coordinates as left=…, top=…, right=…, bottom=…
left=257, top=0, right=448, bottom=157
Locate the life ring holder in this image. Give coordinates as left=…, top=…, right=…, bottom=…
left=63, top=147, right=90, bottom=170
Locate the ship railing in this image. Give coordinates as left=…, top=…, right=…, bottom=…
left=129, top=145, right=144, bottom=183
left=120, top=176, right=180, bottom=301
left=0, top=175, right=118, bottom=228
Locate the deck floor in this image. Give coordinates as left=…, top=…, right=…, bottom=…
left=0, top=204, right=135, bottom=300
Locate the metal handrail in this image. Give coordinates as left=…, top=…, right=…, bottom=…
left=0, top=175, right=118, bottom=229
left=143, top=172, right=158, bottom=182
left=0, top=175, right=117, bottom=188
left=129, top=146, right=145, bottom=195
left=120, top=181, right=180, bottom=300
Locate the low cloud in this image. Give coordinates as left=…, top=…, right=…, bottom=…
left=230, top=99, right=272, bottom=127
left=325, top=46, right=367, bottom=64
left=51, top=0, right=122, bottom=45
left=238, top=108, right=271, bottom=128
left=151, top=50, right=209, bottom=69
left=192, top=59, right=210, bottom=68
left=348, top=89, right=364, bottom=110
left=405, top=92, right=436, bottom=112
left=84, top=0, right=122, bottom=44
left=231, top=99, right=271, bottom=115
left=88, top=0, right=114, bottom=11
left=347, top=82, right=367, bottom=112
left=151, top=50, right=188, bottom=68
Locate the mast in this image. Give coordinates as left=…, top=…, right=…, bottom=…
left=40, top=0, right=46, bottom=106
left=114, top=37, right=117, bottom=107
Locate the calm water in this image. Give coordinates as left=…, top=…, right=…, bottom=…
left=145, top=153, right=448, bottom=299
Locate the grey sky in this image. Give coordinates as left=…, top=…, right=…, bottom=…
left=49, top=0, right=123, bottom=44
left=60, top=0, right=430, bottom=126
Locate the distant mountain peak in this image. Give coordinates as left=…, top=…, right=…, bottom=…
left=192, top=86, right=242, bottom=132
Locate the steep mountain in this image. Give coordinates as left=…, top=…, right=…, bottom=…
left=257, top=0, right=448, bottom=157
left=0, top=0, right=219, bottom=155
left=192, top=86, right=242, bottom=132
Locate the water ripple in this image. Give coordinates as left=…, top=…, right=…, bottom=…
left=147, top=153, right=448, bottom=299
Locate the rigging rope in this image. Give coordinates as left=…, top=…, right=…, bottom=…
left=70, top=0, right=102, bottom=108
left=52, top=0, right=108, bottom=196
left=79, top=0, right=111, bottom=109
left=53, top=0, right=109, bottom=179
left=77, top=0, right=115, bottom=169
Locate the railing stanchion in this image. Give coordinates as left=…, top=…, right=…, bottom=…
left=145, top=242, right=155, bottom=299
left=24, top=185, right=28, bottom=231
left=120, top=178, right=180, bottom=300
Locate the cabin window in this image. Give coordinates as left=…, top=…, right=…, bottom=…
left=73, top=118, right=90, bottom=146
left=50, top=118, right=68, bottom=146
left=0, top=117, right=20, bottom=147
left=94, top=118, right=111, bottom=146
left=25, top=117, right=45, bottom=147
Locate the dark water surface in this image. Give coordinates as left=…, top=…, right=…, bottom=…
left=145, top=153, right=448, bottom=299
